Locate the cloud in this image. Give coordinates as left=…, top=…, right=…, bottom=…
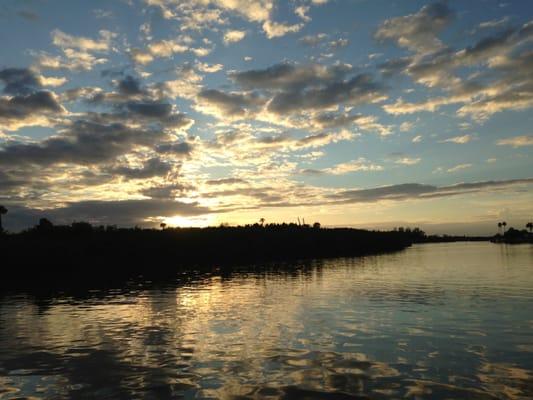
left=196, top=62, right=224, bottom=73
left=0, top=120, right=169, bottom=167
left=447, top=163, right=472, bottom=172
left=117, top=75, right=145, bottom=96
left=230, top=62, right=352, bottom=89
left=108, top=157, right=172, bottom=179
left=142, top=0, right=307, bottom=39
left=51, top=29, right=115, bottom=52
left=156, top=141, right=194, bottom=156
left=394, top=157, right=421, bottom=165
left=328, top=38, right=349, bottom=51
left=206, top=177, right=248, bottom=185
left=146, top=38, right=189, bottom=57
left=262, top=20, right=303, bottom=39
left=381, top=20, right=533, bottom=119
left=224, top=29, right=247, bottom=44
left=140, top=183, right=190, bottom=199
left=496, top=135, right=533, bottom=147
left=412, top=135, right=423, bottom=143
left=440, top=134, right=473, bottom=144
left=302, top=158, right=383, bottom=175
left=478, top=16, right=511, bottom=30
left=6, top=199, right=211, bottom=230
left=0, top=68, right=41, bottom=95
left=299, top=33, right=327, bottom=46
left=0, top=68, right=65, bottom=131
left=295, top=5, right=311, bottom=22
left=196, top=89, right=266, bottom=118
left=128, top=48, right=154, bottom=65
left=375, top=2, right=454, bottom=55
left=34, top=29, right=116, bottom=71
left=267, top=73, right=386, bottom=115
left=328, top=178, right=533, bottom=204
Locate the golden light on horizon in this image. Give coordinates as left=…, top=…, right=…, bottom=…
left=164, top=214, right=216, bottom=228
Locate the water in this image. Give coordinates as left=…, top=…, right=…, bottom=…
left=0, top=242, right=532, bottom=399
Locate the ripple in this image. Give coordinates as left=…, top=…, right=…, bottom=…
left=1, top=243, right=532, bottom=399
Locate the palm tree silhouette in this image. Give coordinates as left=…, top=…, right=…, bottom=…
left=160, top=223, right=167, bottom=230
left=259, top=218, right=265, bottom=227
left=0, top=205, right=7, bottom=233
left=502, top=221, right=507, bottom=234
left=497, top=222, right=502, bottom=234
left=526, top=222, right=533, bottom=233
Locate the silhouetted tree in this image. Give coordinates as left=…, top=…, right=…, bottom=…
left=0, top=205, right=7, bottom=233
left=497, top=222, right=502, bottom=234
left=313, top=222, right=321, bottom=229
left=526, top=222, right=533, bottom=233
left=502, top=221, right=507, bottom=233
left=160, top=223, right=167, bottom=230
left=37, top=218, right=54, bottom=231
left=259, top=218, right=265, bottom=227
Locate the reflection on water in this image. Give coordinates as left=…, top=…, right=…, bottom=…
left=1, top=242, right=532, bottom=399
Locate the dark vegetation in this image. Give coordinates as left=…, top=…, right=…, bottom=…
left=391, top=226, right=489, bottom=243
left=491, top=223, right=533, bottom=244
left=0, top=217, right=416, bottom=289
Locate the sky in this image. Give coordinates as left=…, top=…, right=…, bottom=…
left=0, top=0, right=532, bottom=234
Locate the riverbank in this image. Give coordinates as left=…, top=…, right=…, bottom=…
left=0, top=224, right=412, bottom=288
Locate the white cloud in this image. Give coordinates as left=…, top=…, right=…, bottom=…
left=223, top=29, right=247, bottom=44
left=440, top=134, right=473, bottom=144
left=196, top=62, right=224, bottom=73
left=447, top=163, right=472, bottom=172
left=395, top=157, right=421, bottom=165
left=51, top=29, right=115, bottom=52
left=262, top=20, right=303, bottom=39
left=496, top=135, right=533, bottom=147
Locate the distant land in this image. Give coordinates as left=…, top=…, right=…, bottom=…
left=2, top=219, right=530, bottom=291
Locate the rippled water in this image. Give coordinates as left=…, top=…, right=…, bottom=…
left=1, top=242, right=532, bottom=399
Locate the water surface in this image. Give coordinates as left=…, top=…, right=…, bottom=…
left=1, top=242, right=532, bottom=399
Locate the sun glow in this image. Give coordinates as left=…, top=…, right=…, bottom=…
left=163, top=214, right=216, bottom=228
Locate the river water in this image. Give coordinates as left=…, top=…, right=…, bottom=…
left=1, top=242, right=532, bottom=399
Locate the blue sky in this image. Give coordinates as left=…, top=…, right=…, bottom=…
left=0, top=0, right=532, bottom=233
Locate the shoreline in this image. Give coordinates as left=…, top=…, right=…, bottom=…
left=1, top=225, right=412, bottom=289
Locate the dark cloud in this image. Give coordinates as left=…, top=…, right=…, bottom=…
left=82, top=103, right=193, bottom=129
left=140, top=183, right=191, bottom=199
left=156, top=141, right=193, bottom=156
left=3, top=199, right=211, bottom=231
left=0, top=90, right=63, bottom=118
left=0, top=120, right=167, bottom=167
left=230, top=63, right=352, bottom=90
left=108, top=157, right=172, bottom=179
left=375, top=2, right=455, bottom=54
left=197, top=89, right=266, bottom=117
left=313, top=112, right=363, bottom=129
left=205, top=178, right=248, bottom=185
left=328, top=179, right=533, bottom=203
left=198, top=63, right=384, bottom=119
left=117, top=75, right=144, bottom=96
left=0, top=68, right=41, bottom=95
left=202, top=187, right=283, bottom=203
left=268, top=73, right=385, bottom=115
